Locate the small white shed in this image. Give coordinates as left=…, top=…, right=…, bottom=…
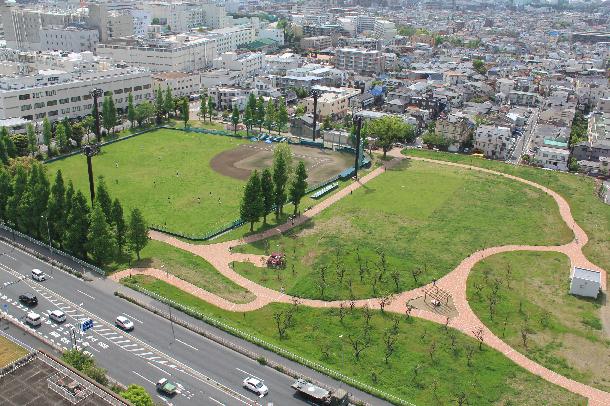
left=569, top=267, right=601, bottom=298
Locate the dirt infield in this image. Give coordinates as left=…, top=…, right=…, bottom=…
left=210, top=143, right=354, bottom=184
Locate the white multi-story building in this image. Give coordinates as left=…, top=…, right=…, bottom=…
left=0, top=66, right=153, bottom=123
left=212, top=52, right=263, bottom=78
left=474, top=125, right=514, bottom=160
left=373, top=20, right=397, bottom=42
left=535, top=146, right=569, bottom=171
left=40, top=25, right=99, bottom=53
left=303, top=86, right=361, bottom=119
left=131, top=10, right=151, bottom=37
left=333, top=48, right=385, bottom=75
left=355, top=15, right=375, bottom=34
left=259, top=28, right=284, bottom=46
left=202, top=3, right=228, bottom=29
left=206, top=24, right=256, bottom=54
left=151, top=71, right=201, bottom=98
left=264, top=52, right=303, bottom=75
left=96, top=34, right=217, bottom=72
left=208, top=86, right=251, bottom=110
left=142, top=2, right=204, bottom=33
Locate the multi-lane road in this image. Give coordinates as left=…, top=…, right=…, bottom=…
left=0, top=238, right=390, bottom=406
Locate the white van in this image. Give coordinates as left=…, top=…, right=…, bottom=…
left=31, top=269, right=45, bottom=282
left=49, top=310, right=66, bottom=323
left=25, top=312, right=41, bottom=327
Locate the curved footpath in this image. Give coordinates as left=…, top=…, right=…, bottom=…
left=112, top=149, right=610, bottom=405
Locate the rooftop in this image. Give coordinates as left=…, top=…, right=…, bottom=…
left=572, top=267, right=602, bottom=283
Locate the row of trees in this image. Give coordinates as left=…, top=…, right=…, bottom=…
left=217, top=93, right=289, bottom=136
left=0, top=160, right=148, bottom=266
left=240, top=144, right=308, bottom=230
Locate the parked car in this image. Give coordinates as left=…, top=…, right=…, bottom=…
left=49, top=310, right=66, bottom=323
left=19, top=293, right=38, bottom=306
left=156, top=378, right=177, bottom=396
left=25, top=312, right=41, bottom=327
left=243, top=377, right=268, bottom=397
left=31, top=269, right=46, bottom=282
left=115, top=316, right=134, bottom=331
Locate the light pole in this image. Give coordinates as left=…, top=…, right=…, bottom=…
left=311, top=89, right=320, bottom=142
left=338, top=334, right=344, bottom=387
left=353, top=116, right=362, bottom=180
left=83, top=143, right=100, bottom=204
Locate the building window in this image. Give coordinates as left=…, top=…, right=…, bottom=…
left=34, top=102, right=45, bottom=108
left=59, top=98, right=69, bottom=104
left=71, top=96, right=81, bottom=102
left=21, top=105, right=32, bottom=111
left=47, top=100, right=58, bottom=107
left=48, top=110, right=58, bottom=117
left=19, top=94, right=31, bottom=101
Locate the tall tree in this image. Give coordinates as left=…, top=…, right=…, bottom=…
left=109, top=96, right=117, bottom=133
left=31, top=164, right=50, bottom=237
left=207, top=96, right=215, bottom=122
left=111, top=198, right=127, bottom=255
left=128, top=208, right=148, bottom=260
left=274, top=142, right=294, bottom=176
left=0, top=168, right=12, bottom=221
left=102, top=96, right=112, bottom=135
left=272, top=150, right=288, bottom=217
left=64, top=190, right=90, bottom=259
left=276, top=97, right=288, bottom=135
left=88, top=201, right=117, bottom=266
left=17, top=164, right=40, bottom=233
left=95, top=176, right=113, bottom=222
left=181, top=98, right=190, bottom=127
left=42, top=118, right=52, bottom=156
left=47, top=170, right=66, bottom=248
left=243, top=105, right=253, bottom=136
left=264, top=100, right=276, bottom=133
left=198, top=96, right=207, bottom=122
left=256, top=96, right=265, bottom=131
left=0, top=136, right=8, bottom=164
left=6, top=166, right=27, bottom=227
left=364, top=116, right=413, bottom=158
left=64, top=180, right=74, bottom=224
left=26, top=123, right=37, bottom=156
left=164, top=86, right=174, bottom=119
left=260, top=168, right=274, bottom=224
left=289, top=160, right=308, bottom=215
left=127, top=92, right=136, bottom=129
left=231, top=106, right=240, bottom=136
left=155, top=86, right=164, bottom=124
left=62, top=118, right=73, bottom=146
left=71, top=122, right=85, bottom=146
left=55, top=123, right=68, bottom=153
left=240, top=170, right=263, bottom=231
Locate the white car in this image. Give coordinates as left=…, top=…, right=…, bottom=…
left=31, top=269, right=45, bottom=282
left=243, top=377, right=268, bottom=397
left=25, top=312, right=41, bottom=327
left=49, top=310, right=66, bottom=323
left=115, top=316, right=134, bottom=331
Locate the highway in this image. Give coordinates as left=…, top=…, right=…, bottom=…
left=0, top=237, right=391, bottom=406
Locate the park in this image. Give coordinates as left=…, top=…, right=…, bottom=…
left=42, top=122, right=609, bottom=405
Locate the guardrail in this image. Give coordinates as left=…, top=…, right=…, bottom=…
left=124, top=286, right=414, bottom=406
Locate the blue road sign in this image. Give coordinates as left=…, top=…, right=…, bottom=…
left=2, top=303, right=7, bottom=312
left=81, top=319, right=94, bottom=332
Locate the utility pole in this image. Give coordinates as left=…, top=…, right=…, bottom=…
left=311, top=90, right=320, bottom=142
left=353, top=116, right=362, bottom=180
left=90, top=88, right=103, bottom=143
left=83, top=144, right=99, bottom=204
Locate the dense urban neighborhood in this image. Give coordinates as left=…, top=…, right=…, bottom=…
left=0, top=0, right=609, bottom=405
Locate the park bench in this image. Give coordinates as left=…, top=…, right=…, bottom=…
left=310, top=182, right=339, bottom=199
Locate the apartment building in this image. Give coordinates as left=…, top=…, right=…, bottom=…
left=303, top=86, right=361, bottom=119
left=202, top=3, right=229, bottom=29
left=151, top=71, right=201, bottom=98
left=333, top=48, right=385, bottom=75
left=207, top=86, right=251, bottom=110
left=142, top=2, right=204, bottom=32
left=473, top=125, right=514, bottom=160
left=212, top=52, right=263, bottom=78
left=356, top=15, right=375, bottom=34
left=0, top=66, right=152, bottom=123
left=534, top=146, right=569, bottom=171
left=259, top=28, right=285, bottom=46
left=265, top=53, right=303, bottom=75
left=40, top=25, right=99, bottom=53
left=508, top=90, right=540, bottom=106
left=572, top=112, right=610, bottom=163
left=373, top=20, right=397, bottom=42
left=300, top=36, right=332, bottom=51
left=435, top=113, right=473, bottom=145
left=207, top=25, right=256, bottom=54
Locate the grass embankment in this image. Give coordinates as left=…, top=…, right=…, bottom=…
left=110, top=240, right=254, bottom=304
left=121, top=274, right=585, bottom=406
left=233, top=159, right=572, bottom=299
left=404, top=149, right=610, bottom=271
left=467, top=251, right=610, bottom=392
left=0, top=336, right=28, bottom=368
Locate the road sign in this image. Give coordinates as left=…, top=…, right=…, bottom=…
left=80, top=318, right=94, bottom=332
left=2, top=304, right=7, bottom=312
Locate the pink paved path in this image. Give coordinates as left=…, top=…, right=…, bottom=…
left=114, top=150, right=609, bottom=405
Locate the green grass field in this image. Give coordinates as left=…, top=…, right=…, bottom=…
left=233, top=159, right=572, bottom=299
left=404, top=149, right=610, bottom=271
left=467, top=251, right=610, bottom=392
left=113, top=240, right=254, bottom=303
left=48, top=129, right=248, bottom=235
left=0, top=336, right=28, bottom=368
left=121, top=275, right=584, bottom=406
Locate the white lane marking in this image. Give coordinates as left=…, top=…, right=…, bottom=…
left=126, top=347, right=146, bottom=353
left=148, top=361, right=172, bottom=376
left=175, top=338, right=198, bottom=351
left=235, top=368, right=263, bottom=382
left=76, top=289, right=95, bottom=300
left=209, top=397, right=225, bottom=405
left=114, top=340, right=131, bottom=345
left=122, top=343, right=139, bottom=348
left=136, top=352, right=153, bottom=357
left=121, top=313, right=143, bottom=324
left=132, top=370, right=154, bottom=385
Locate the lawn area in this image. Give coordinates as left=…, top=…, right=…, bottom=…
left=233, top=159, right=572, bottom=299
left=404, top=149, right=610, bottom=271
left=467, top=250, right=610, bottom=392
left=111, top=240, right=254, bottom=303
left=0, top=336, right=28, bottom=368
left=48, top=128, right=248, bottom=235
left=121, top=275, right=585, bottom=406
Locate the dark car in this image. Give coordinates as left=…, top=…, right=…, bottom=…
left=19, top=293, right=38, bottom=306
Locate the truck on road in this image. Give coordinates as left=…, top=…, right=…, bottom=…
left=156, top=378, right=177, bottom=396
left=291, top=379, right=348, bottom=406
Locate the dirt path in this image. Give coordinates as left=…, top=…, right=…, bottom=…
left=120, top=150, right=609, bottom=405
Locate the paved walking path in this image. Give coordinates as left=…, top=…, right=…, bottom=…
left=115, top=150, right=609, bottom=405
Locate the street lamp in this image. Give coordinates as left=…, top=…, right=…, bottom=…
left=40, top=215, right=52, bottom=255
left=311, top=89, right=321, bottom=142
left=353, top=116, right=363, bottom=180
left=338, top=334, right=344, bottom=387
left=89, top=88, right=103, bottom=143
